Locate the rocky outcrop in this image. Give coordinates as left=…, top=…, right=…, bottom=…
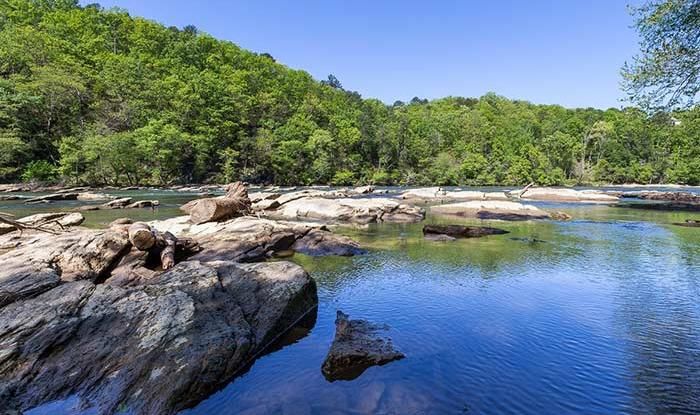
left=0, top=213, right=342, bottom=414
left=147, top=216, right=366, bottom=263
left=513, top=187, right=618, bottom=203
left=322, top=311, right=404, bottom=381
left=0, top=258, right=317, bottom=415
left=401, top=188, right=508, bottom=202
left=423, top=224, right=509, bottom=239
left=430, top=200, right=551, bottom=221
left=269, top=197, right=424, bottom=223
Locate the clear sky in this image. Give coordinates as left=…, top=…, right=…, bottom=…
left=80, top=0, right=643, bottom=109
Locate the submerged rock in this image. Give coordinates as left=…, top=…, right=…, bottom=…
left=423, top=224, right=509, bottom=238
left=673, top=219, right=700, bottom=227
left=292, top=229, right=366, bottom=256
left=322, top=311, right=404, bottom=381
left=430, top=200, right=551, bottom=221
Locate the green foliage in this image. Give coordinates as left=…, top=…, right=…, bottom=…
left=623, top=0, right=700, bottom=110
left=0, top=2, right=698, bottom=186
left=21, top=160, right=58, bottom=182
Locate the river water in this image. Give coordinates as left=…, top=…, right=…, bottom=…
left=6, top=187, right=700, bottom=415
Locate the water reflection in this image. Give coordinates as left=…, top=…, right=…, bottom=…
left=185, top=208, right=700, bottom=415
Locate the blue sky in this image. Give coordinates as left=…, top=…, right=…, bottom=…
left=81, top=1, right=643, bottom=109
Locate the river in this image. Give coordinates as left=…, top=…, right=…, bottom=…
left=7, top=187, right=700, bottom=415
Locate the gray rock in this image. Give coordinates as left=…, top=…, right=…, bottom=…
left=24, top=193, right=79, bottom=203
left=292, top=229, right=366, bottom=256
left=322, top=311, right=404, bottom=381
left=0, top=260, right=317, bottom=415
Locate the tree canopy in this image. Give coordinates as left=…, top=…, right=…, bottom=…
left=1, top=0, right=699, bottom=186
left=623, top=0, right=700, bottom=110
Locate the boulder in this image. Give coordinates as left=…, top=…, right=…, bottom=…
left=423, top=224, right=509, bottom=238
left=321, top=311, right=404, bottom=381
left=0, top=259, right=317, bottom=414
left=430, top=200, right=551, bottom=221
left=102, top=197, right=133, bottom=208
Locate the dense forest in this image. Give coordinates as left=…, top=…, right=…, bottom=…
left=0, top=0, right=699, bottom=186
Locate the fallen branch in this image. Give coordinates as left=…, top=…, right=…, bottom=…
left=0, top=213, right=61, bottom=236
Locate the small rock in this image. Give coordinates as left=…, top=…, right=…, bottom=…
left=353, top=185, right=375, bottom=194
left=322, top=311, right=404, bottom=381
left=550, top=211, right=572, bottom=221
left=102, top=197, right=133, bottom=209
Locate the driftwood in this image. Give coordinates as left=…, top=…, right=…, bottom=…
left=513, top=182, right=535, bottom=199
left=0, top=212, right=63, bottom=235
left=181, top=181, right=251, bottom=224
left=127, top=222, right=200, bottom=270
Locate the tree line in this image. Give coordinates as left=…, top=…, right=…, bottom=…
left=1, top=0, right=698, bottom=186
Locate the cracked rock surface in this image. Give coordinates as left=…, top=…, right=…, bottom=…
left=0, top=217, right=325, bottom=414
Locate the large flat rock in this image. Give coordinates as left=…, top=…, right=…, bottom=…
left=516, top=187, right=618, bottom=203
left=401, top=187, right=508, bottom=201
left=430, top=200, right=551, bottom=220
left=0, top=259, right=317, bottom=414
left=269, top=197, right=424, bottom=223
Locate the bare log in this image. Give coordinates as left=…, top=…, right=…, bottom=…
left=182, top=181, right=251, bottom=224
left=128, top=222, right=156, bottom=250
left=127, top=222, right=200, bottom=269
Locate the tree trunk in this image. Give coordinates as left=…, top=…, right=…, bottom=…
left=181, top=181, right=251, bottom=224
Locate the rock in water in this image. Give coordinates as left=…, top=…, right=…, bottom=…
left=321, top=311, right=404, bottom=381
left=292, top=229, right=366, bottom=256
left=423, top=224, right=509, bottom=238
